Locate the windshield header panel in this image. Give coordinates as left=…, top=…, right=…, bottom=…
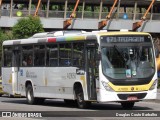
left=101, top=35, right=151, bottom=45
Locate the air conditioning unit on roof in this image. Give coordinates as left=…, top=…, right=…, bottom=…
left=32, top=32, right=48, bottom=38
left=53, top=31, right=64, bottom=36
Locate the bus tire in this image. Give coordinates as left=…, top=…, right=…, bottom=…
left=26, top=84, right=38, bottom=105
left=121, top=102, right=135, bottom=109
left=75, top=87, right=90, bottom=109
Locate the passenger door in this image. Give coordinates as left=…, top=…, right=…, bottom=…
left=86, top=42, right=98, bottom=100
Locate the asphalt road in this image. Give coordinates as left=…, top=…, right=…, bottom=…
left=0, top=95, right=160, bottom=120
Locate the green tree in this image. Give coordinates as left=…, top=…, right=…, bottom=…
left=0, top=29, right=14, bottom=51
left=0, top=29, right=14, bottom=66
left=12, top=16, right=44, bottom=39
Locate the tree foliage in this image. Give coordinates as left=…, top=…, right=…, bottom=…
left=12, top=16, right=44, bottom=39
left=0, top=29, right=14, bottom=48
left=0, top=29, right=14, bottom=64
left=0, top=29, right=13, bottom=41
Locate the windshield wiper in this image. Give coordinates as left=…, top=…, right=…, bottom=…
left=114, top=45, right=128, bottom=62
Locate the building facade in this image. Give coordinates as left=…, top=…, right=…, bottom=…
left=0, top=0, right=160, bottom=32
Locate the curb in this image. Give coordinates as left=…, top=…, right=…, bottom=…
left=145, top=99, right=160, bottom=103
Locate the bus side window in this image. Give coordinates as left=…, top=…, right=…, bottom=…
left=22, top=57, right=27, bottom=66
left=3, top=47, right=12, bottom=67
left=27, top=55, right=33, bottom=66
left=73, top=43, right=84, bottom=67
left=47, top=44, right=58, bottom=67
left=22, top=46, right=33, bottom=67
left=59, top=43, right=72, bottom=66
left=34, top=45, right=45, bottom=66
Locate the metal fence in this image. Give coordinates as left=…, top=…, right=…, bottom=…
left=0, top=9, right=160, bottom=21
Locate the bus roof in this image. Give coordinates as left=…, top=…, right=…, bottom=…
left=3, top=31, right=90, bottom=46
left=2, top=31, right=151, bottom=46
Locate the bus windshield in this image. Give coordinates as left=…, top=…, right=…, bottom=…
left=101, top=37, right=155, bottom=79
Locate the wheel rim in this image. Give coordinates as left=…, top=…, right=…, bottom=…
left=77, top=93, right=83, bottom=104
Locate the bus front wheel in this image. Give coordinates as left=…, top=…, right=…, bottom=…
left=75, top=87, right=90, bottom=109
left=121, top=102, right=135, bottom=109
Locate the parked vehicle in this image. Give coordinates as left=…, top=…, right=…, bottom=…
left=0, top=79, right=5, bottom=97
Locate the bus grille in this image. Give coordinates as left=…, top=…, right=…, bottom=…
left=117, top=93, right=147, bottom=100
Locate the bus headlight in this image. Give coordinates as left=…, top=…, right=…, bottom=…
left=149, top=80, right=157, bottom=90
left=101, top=81, right=114, bottom=92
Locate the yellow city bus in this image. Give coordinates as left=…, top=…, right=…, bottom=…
left=2, top=30, right=157, bottom=109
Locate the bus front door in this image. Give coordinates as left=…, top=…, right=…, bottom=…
left=12, top=48, right=20, bottom=94
left=86, top=47, right=97, bottom=100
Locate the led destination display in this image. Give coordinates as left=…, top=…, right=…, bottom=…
left=101, top=35, right=151, bottom=43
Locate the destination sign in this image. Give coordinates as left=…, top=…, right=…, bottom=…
left=101, top=36, right=151, bottom=43
left=105, top=36, right=145, bottom=43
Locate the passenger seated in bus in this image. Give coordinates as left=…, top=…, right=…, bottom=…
left=27, top=55, right=32, bottom=66
left=22, top=58, right=27, bottom=66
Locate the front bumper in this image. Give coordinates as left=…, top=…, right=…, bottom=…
left=97, top=88, right=157, bottom=102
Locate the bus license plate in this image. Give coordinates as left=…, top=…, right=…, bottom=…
left=127, top=96, right=137, bottom=101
